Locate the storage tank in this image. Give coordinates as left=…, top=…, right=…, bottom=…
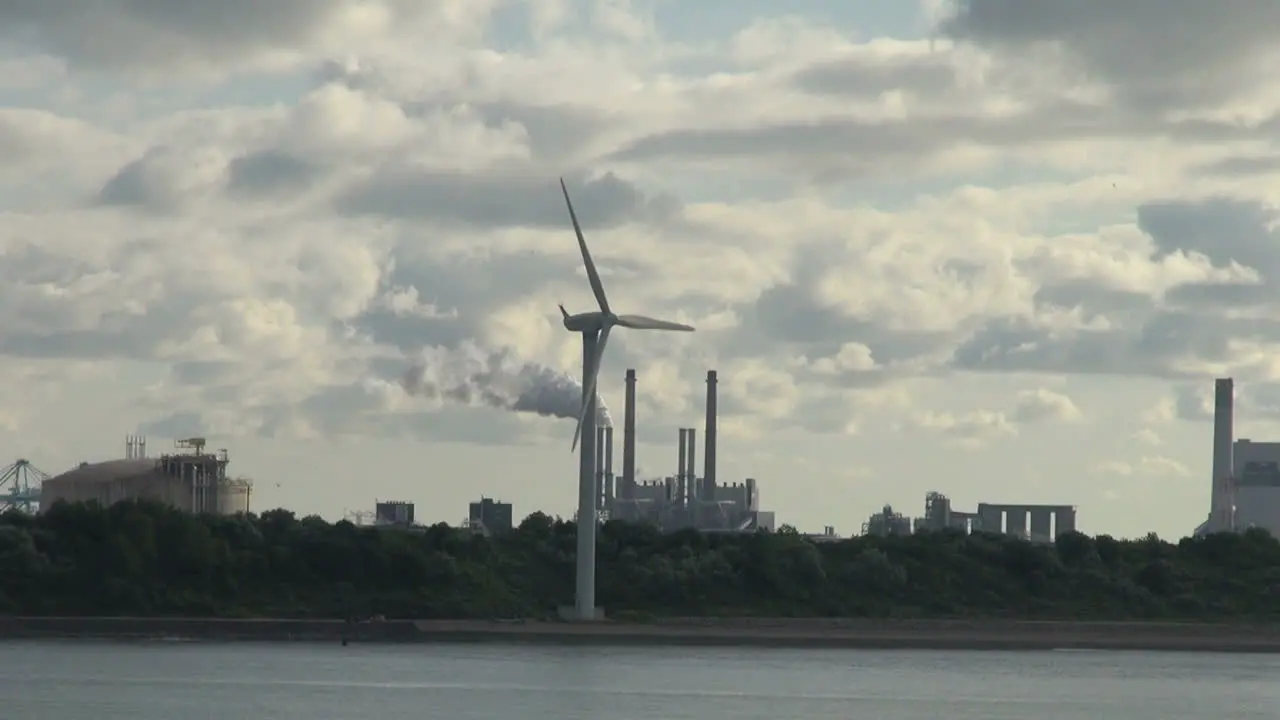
left=216, top=478, right=252, bottom=515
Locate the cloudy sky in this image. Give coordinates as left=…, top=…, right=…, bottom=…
left=5, top=0, right=1280, bottom=538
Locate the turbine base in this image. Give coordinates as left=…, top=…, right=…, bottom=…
left=557, top=605, right=606, bottom=622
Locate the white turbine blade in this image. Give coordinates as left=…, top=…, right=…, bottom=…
left=560, top=178, right=611, bottom=314
left=571, top=323, right=612, bottom=452
left=614, top=314, right=694, bottom=332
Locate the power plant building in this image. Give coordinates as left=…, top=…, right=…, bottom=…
left=375, top=500, right=415, bottom=527
left=1192, top=377, right=1280, bottom=537
left=600, top=368, right=774, bottom=533
left=1232, top=440, right=1280, bottom=535
left=39, top=437, right=252, bottom=515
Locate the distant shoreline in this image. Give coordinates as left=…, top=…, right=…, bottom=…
left=3, top=617, right=1280, bottom=652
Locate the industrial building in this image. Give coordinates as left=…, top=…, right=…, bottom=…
left=38, top=436, right=253, bottom=515
left=862, top=505, right=913, bottom=536
left=375, top=500, right=415, bottom=527
left=590, top=368, right=775, bottom=532
left=468, top=497, right=513, bottom=534
left=863, top=491, right=1078, bottom=542
left=1195, top=377, right=1280, bottom=537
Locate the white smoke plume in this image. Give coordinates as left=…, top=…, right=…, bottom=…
left=400, top=342, right=612, bottom=427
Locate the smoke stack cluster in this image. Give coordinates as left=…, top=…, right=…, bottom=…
left=704, top=369, right=717, bottom=501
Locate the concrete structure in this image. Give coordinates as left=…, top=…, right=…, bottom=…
left=607, top=368, right=773, bottom=533
left=39, top=437, right=252, bottom=515
left=468, top=497, right=513, bottom=533
left=375, top=500, right=415, bottom=526
left=975, top=503, right=1076, bottom=542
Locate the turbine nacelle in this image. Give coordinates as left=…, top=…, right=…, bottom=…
left=561, top=310, right=610, bottom=333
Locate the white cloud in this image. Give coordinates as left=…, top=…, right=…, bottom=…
left=1096, top=456, right=1192, bottom=478
left=1013, top=388, right=1082, bottom=423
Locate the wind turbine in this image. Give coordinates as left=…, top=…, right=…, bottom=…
left=557, top=177, right=694, bottom=621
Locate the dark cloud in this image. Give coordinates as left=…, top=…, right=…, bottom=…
left=936, top=0, right=1280, bottom=109
left=0, top=0, right=361, bottom=68
left=98, top=148, right=180, bottom=209
left=225, top=150, right=321, bottom=196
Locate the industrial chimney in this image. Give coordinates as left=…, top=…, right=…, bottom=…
left=595, top=426, right=607, bottom=510
left=623, top=369, right=637, bottom=500
left=704, top=370, right=717, bottom=501
left=685, top=428, right=696, bottom=501
left=677, top=428, right=688, bottom=504
left=604, top=426, right=614, bottom=508
left=1211, top=377, right=1234, bottom=529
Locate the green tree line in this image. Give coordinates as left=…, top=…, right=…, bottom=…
left=1, top=499, right=1278, bottom=620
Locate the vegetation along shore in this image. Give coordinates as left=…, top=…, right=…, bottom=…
left=2, top=500, right=1279, bottom=640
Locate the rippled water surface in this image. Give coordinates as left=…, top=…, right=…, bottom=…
left=1, top=640, right=1276, bottom=719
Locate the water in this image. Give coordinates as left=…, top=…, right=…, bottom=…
left=1, top=640, right=1276, bottom=719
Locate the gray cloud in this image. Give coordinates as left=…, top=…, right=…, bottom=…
left=790, top=54, right=959, bottom=98
left=0, top=0, right=366, bottom=69
left=225, top=150, right=322, bottom=196
left=606, top=100, right=1272, bottom=175
left=1194, top=155, right=1280, bottom=178
left=936, top=0, right=1280, bottom=109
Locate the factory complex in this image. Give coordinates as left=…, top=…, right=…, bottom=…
left=862, top=492, right=1077, bottom=542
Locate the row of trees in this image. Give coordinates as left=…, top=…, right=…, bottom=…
left=1, top=500, right=1278, bottom=620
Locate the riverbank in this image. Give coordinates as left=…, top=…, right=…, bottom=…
left=3, top=616, right=1280, bottom=652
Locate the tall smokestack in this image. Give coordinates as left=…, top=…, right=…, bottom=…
left=677, top=428, right=687, bottom=500
left=685, top=428, right=696, bottom=500
left=1212, top=378, right=1234, bottom=528
left=596, top=426, right=606, bottom=510
left=704, top=370, right=717, bottom=501
left=623, top=369, right=637, bottom=500
left=604, top=427, right=614, bottom=506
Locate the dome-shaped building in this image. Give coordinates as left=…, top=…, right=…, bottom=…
left=40, top=438, right=252, bottom=515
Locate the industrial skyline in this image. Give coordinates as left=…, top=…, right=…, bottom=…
left=5, top=2, right=1280, bottom=541
left=21, top=374, right=1280, bottom=543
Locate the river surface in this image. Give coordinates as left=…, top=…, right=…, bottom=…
left=1, top=640, right=1276, bottom=719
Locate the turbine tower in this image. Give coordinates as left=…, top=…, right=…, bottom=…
left=557, top=177, right=694, bottom=621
